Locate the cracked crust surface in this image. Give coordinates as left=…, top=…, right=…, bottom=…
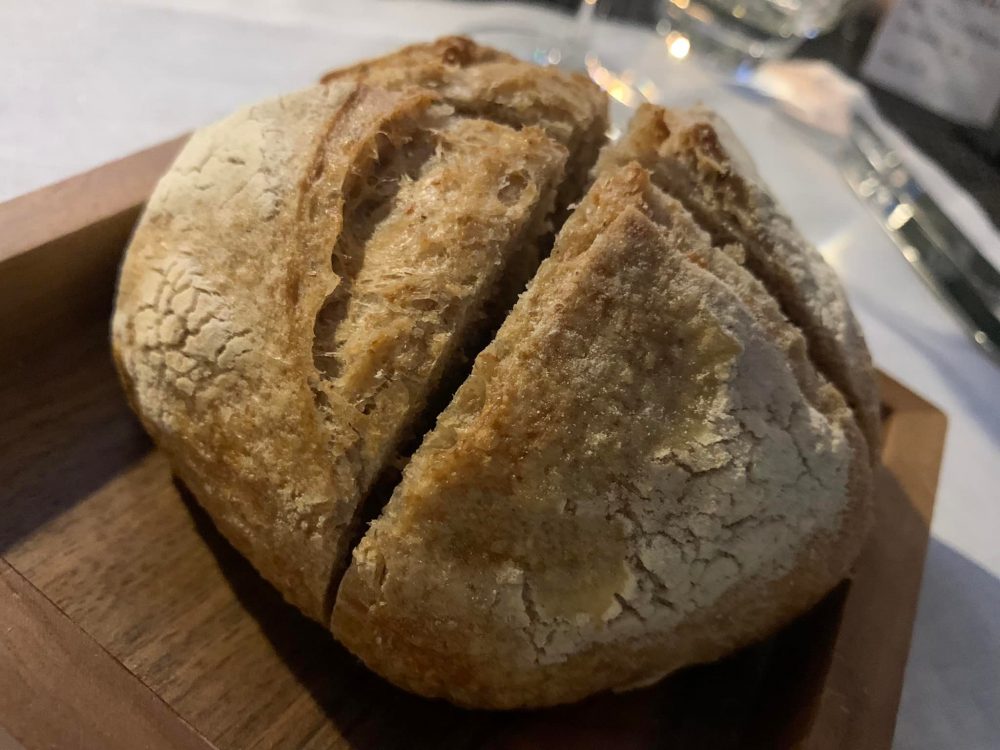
left=331, top=185, right=872, bottom=707
left=112, top=73, right=573, bottom=621
left=595, top=104, right=880, bottom=461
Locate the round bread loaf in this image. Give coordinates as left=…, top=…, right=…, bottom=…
left=112, top=37, right=876, bottom=709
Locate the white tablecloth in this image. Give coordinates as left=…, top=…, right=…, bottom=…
left=2, top=1, right=998, bottom=746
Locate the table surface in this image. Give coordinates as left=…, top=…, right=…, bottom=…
left=2, top=1, right=998, bottom=748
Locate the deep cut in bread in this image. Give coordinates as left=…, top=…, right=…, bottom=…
left=331, top=168, right=872, bottom=708
left=595, top=104, right=881, bottom=460
left=112, top=79, right=573, bottom=621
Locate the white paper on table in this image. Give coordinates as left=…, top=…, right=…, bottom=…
left=861, top=0, right=1000, bottom=127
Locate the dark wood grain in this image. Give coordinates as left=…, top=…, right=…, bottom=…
left=4, top=444, right=494, bottom=749
left=0, top=559, right=216, bottom=750
left=0, top=144, right=946, bottom=749
left=794, top=376, right=947, bottom=750
left=0, top=318, right=149, bottom=552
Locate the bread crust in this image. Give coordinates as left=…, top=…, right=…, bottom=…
left=595, top=104, right=881, bottom=462
left=331, top=179, right=872, bottom=707
left=321, top=36, right=609, bottom=209
left=112, top=76, right=573, bottom=621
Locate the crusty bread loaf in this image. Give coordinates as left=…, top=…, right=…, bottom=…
left=331, top=165, right=872, bottom=708
left=113, top=37, right=877, bottom=710
left=112, top=74, right=585, bottom=621
left=595, top=104, right=881, bottom=461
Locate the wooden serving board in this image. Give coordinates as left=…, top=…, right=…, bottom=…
left=0, top=140, right=946, bottom=750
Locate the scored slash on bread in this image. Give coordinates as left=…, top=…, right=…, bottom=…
left=112, top=42, right=606, bottom=622
left=313, top=115, right=566, bottom=497
left=112, top=36, right=879, bottom=709
left=331, top=164, right=873, bottom=708
left=595, top=104, right=881, bottom=461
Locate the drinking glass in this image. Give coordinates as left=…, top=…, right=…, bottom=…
left=657, top=0, right=852, bottom=60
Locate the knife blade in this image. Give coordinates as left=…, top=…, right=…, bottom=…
left=840, top=120, right=1000, bottom=365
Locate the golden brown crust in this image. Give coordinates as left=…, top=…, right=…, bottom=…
left=112, top=77, right=570, bottom=621
left=321, top=36, right=609, bottom=210
left=114, top=81, right=398, bottom=619
left=595, top=104, right=881, bottom=463
left=320, top=36, right=516, bottom=83
left=568, top=164, right=869, bottom=462
left=331, top=182, right=872, bottom=707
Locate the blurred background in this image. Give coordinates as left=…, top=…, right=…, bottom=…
left=480, top=0, right=999, bottom=226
